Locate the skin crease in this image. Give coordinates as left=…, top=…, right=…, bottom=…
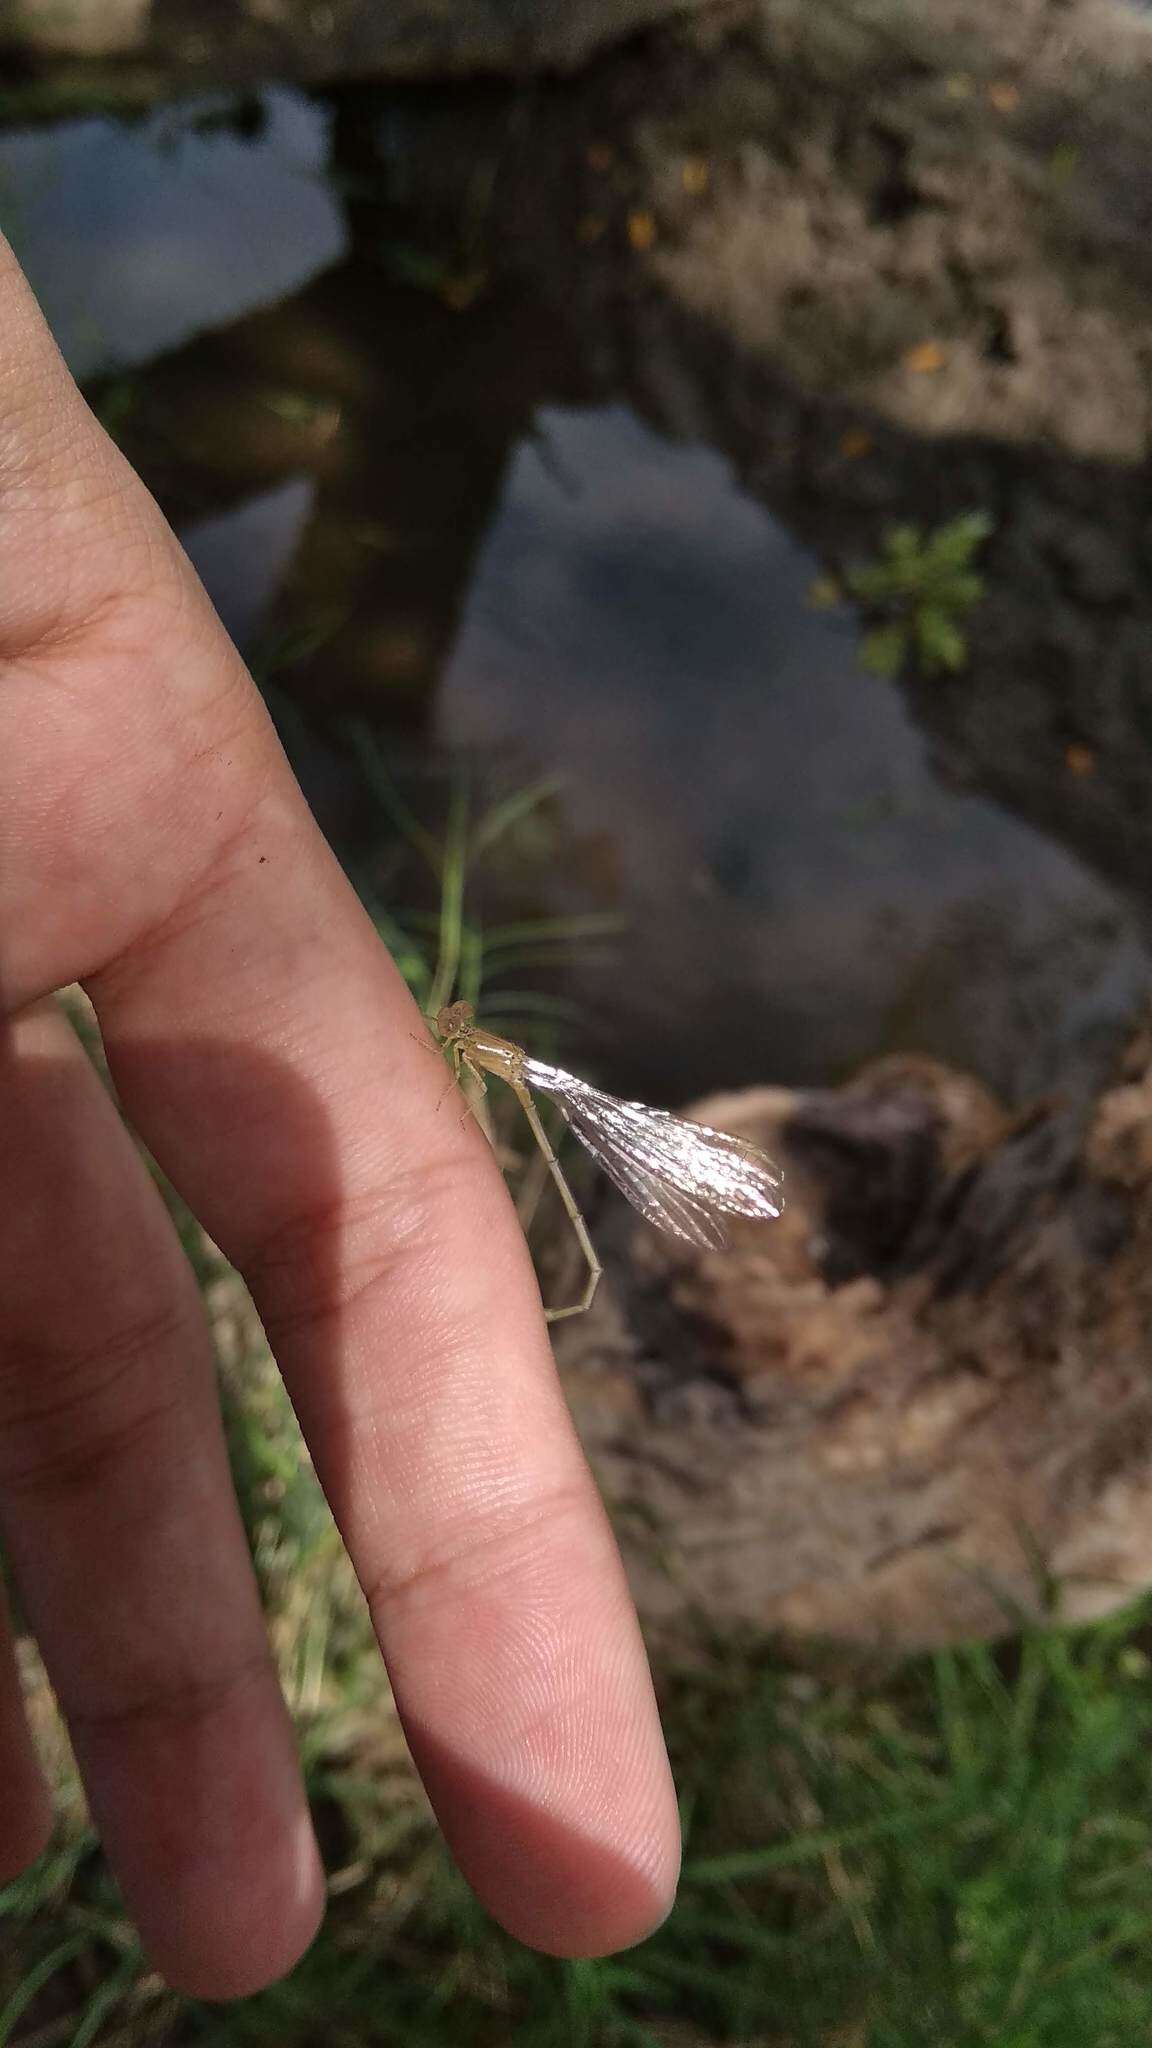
left=0, top=234, right=679, bottom=1996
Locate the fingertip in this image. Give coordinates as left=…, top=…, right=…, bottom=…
left=69, top=1663, right=327, bottom=2002
left=410, top=1717, right=681, bottom=1962
left=493, top=1804, right=681, bottom=1959
left=153, top=1803, right=327, bottom=2001
left=508, top=1863, right=679, bottom=1960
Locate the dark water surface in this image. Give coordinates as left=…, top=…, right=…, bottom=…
left=0, top=90, right=343, bottom=376
left=3, top=87, right=1148, bottom=1105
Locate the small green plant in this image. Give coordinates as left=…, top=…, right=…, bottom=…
left=846, top=509, right=993, bottom=680
left=340, top=720, right=621, bottom=1033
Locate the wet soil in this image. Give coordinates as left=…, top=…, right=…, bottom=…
left=469, top=0, right=1152, bottom=919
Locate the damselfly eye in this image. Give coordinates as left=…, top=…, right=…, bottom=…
left=436, top=1000, right=474, bottom=1036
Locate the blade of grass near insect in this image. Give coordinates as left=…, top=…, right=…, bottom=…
left=426, top=783, right=470, bottom=1018
left=341, top=720, right=441, bottom=872
left=478, top=948, right=616, bottom=980
left=470, top=776, right=563, bottom=859
left=456, top=920, right=485, bottom=1011
left=252, top=612, right=348, bottom=689
left=362, top=899, right=434, bottom=1009
left=406, top=911, right=622, bottom=950
left=480, top=913, right=627, bottom=954
left=482, top=991, right=583, bottom=1027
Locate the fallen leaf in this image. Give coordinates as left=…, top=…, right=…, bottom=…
left=988, top=81, right=1020, bottom=114
left=627, top=211, right=657, bottom=251
left=1066, top=743, right=1096, bottom=777
left=839, top=428, right=873, bottom=459
left=681, top=156, right=710, bottom=196
left=903, top=339, right=946, bottom=375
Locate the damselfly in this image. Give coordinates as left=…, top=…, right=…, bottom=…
left=431, top=1001, right=784, bottom=1321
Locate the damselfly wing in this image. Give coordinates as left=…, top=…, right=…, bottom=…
left=520, top=1057, right=783, bottom=1252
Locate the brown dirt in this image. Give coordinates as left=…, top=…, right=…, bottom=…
left=0, top=0, right=719, bottom=98
left=558, top=1025, right=1152, bottom=1654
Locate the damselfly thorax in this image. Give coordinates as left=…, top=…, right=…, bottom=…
left=435, top=1002, right=528, bottom=1088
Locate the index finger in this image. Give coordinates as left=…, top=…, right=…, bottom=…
left=88, top=780, right=679, bottom=1954
left=0, top=239, right=679, bottom=1953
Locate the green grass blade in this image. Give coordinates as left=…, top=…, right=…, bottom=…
left=470, top=776, right=563, bottom=858
left=681, top=1794, right=965, bottom=1883
left=426, top=782, right=470, bottom=1017
left=480, top=914, right=627, bottom=951
left=0, top=1934, right=91, bottom=2039
left=341, top=722, right=441, bottom=871
left=69, top=1949, right=143, bottom=2048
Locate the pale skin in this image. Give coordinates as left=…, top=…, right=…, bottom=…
left=0, top=235, right=679, bottom=1995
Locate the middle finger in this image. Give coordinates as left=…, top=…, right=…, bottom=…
left=0, top=1000, right=324, bottom=1996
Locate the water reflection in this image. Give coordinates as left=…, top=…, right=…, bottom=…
left=0, top=89, right=344, bottom=377
left=439, top=405, right=1150, bottom=1101
left=183, top=476, right=315, bottom=650
left=2, top=85, right=1148, bottom=1107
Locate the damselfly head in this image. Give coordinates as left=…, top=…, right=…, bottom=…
left=435, top=999, right=476, bottom=1040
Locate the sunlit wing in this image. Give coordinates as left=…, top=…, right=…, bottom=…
left=521, top=1058, right=784, bottom=1250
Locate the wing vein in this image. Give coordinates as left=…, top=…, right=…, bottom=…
left=521, top=1058, right=783, bottom=1249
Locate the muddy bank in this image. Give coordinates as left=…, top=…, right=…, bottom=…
left=557, top=1024, right=1152, bottom=1653
left=65, top=0, right=1152, bottom=937
left=453, top=0, right=1152, bottom=922
left=0, top=0, right=715, bottom=101
left=48, top=0, right=1152, bottom=1110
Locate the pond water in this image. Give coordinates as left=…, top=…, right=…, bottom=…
left=2, top=81, right=1149, bottom=1107
left=0, top=90, right=344, bottom=376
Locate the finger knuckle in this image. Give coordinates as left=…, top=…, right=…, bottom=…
left=67, top=1647, right=276, bottom=1741
left=0, top=1299, right=195, bottom=1498
left=240, top=1149, right=483, bottom=1349
left=363, top=1482, right=590, bottom=1629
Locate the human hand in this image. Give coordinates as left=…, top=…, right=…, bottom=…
left=0, top=235, right=679, bottom=1996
